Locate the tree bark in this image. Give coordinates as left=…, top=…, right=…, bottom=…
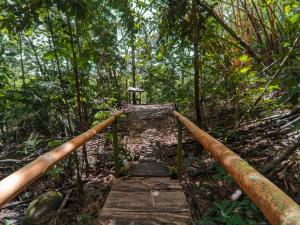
left=19, top=33, right=25, bottom=87
left=192, top=0, right=202, bottom=126
left=46, top=9, right=72, bottom=134
left=112, top=68, right=120, bottom=101
left=27, top=37, right=46, bottom=76
left=131, top=27, right=137, bottom=104
left=66, top=14, right=89, bottom=175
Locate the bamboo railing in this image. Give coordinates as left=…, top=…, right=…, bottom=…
left=0, top=111, right=123, bottom=208
left=173, top=111, right=300, bottom=225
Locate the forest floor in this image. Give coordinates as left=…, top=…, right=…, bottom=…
left=0, top=104, right=299, bottom=225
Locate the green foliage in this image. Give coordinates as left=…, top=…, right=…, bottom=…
left=119, top=165, right=129, bottom=177
left=105, top=133, right=113, bottom=142
left=0, top=1, right=298, bottom=223
left=93, top=111, right=110, bottom=124
left=47, top=165, right=64, bottom=180
left=48, top=138, right=68, bottom=149
left=294, top=120, right=300, bottom=131
left=212, top=165, right=232, bottom=183
left=195, top=197, right=267, bottom=225
left=168, top=166, right=178, bottom=179
left=20, top=192, right=33, bottom=201
left=118, top=145, right=134, bottom=166
left=22, top=133, right=43, bottom=155
left=76, top=213, right=93, bottom=225
left=0, top=0, right=297, bottom=152
left=4, top=220, right=16, bottom=225
left=93, top=98, right=117, bottom=125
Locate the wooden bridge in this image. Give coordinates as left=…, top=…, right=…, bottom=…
left=99, top=160, right=191, bottom=224
left=0, top=104, right=300, bottom=225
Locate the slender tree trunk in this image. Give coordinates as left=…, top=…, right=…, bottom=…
left=66, top=14, right=89, bottom=175
left=131, top=29, right=136, bottom=104
left=231, top=0, right=238, bottom=32
left=243, top=2, right=264, bottom=53
left=236, top=0, right=241, bottom=35
left=192, top=0, right=201, bottom=126
left=66, top=16, right=83, bottom=129
left=251, top=0, right=272, bottom=54
left=131, top=45, right=136, bottom=90
left=198, top=1, right=262, bottom=62
left=46, top=9, right=72, bottom=134
left=19, top=33, right=25, bottom=87
left=27, top=37, right=45, bottom=76
left=112, top=68, right=120, bottom=101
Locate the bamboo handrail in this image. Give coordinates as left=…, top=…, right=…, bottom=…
left=0, top=111, right=123, bottom=208
left=173, top=110, right=300, bottom=225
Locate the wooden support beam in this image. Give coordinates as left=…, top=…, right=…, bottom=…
left=176, top=121, right=183, bottom=180
left=113, top=117, right=120, bottom=177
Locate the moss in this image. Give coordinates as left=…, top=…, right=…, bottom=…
left=23, top=191, right=63, bottom=225
left=119, top=165, right=129, bottom=177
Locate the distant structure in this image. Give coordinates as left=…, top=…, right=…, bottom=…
left=127, top=87, right=144, bottom=104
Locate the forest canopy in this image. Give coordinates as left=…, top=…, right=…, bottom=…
left=0, top=0, right=299, bottom=157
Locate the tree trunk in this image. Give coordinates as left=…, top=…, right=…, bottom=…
left=112, top=68, right=120, bottom=101
left=19, top=33, right=25, bottom=87
left=198, top=1, right=262, bottom=62
left=46, top=9, right=72, bottom=134
left=66, top=14, right=89, bottom=175
left=27, top=37, right=45, bottom=76
left=192, top=0, right=201, bottom=126
left=131, top=25, right=137, bottom=104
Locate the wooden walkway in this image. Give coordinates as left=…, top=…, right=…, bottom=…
left=98, top=160, right=191, bottom=224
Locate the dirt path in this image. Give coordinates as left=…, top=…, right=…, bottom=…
left=119, top=104, right=178, bottom=162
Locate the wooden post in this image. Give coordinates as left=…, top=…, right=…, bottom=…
left=113, top=117, right=120, bottom=177
left=140, top=92, right=142, bottom=104
left=73, top=151, right=83, bottom=192
left=176, top=121, right=183, bottom=180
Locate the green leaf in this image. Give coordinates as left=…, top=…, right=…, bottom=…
left=239, top=55, right=250, bottom=63
left=229, top=214, right=246, bottom=225
left=43, top=51, right=55, bottom=61
left=240, top=66, right=251, bottom=74
left=288, top=87, right=300, bottom=95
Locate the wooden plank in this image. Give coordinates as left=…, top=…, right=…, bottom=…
left=97, top=211, right=191, bottom=225
left=111, top=177, right=182, bottom=191
left=102, top=190, right=189, bottom=212
left=128, top=161, right=170, bottom=177
left=100, top=160, right=192, bottom=224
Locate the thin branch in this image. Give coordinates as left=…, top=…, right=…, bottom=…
left=234, top=37, right=299, bottom=130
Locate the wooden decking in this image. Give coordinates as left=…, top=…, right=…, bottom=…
left=98, top=160, right=191, bottom=224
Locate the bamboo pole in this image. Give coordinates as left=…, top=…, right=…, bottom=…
left=0, top=111, right=123, bottom=208
left=173, top=111, right=300, bottom=225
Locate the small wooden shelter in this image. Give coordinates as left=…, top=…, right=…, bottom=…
left=127, top=87, right=144, bottom=104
